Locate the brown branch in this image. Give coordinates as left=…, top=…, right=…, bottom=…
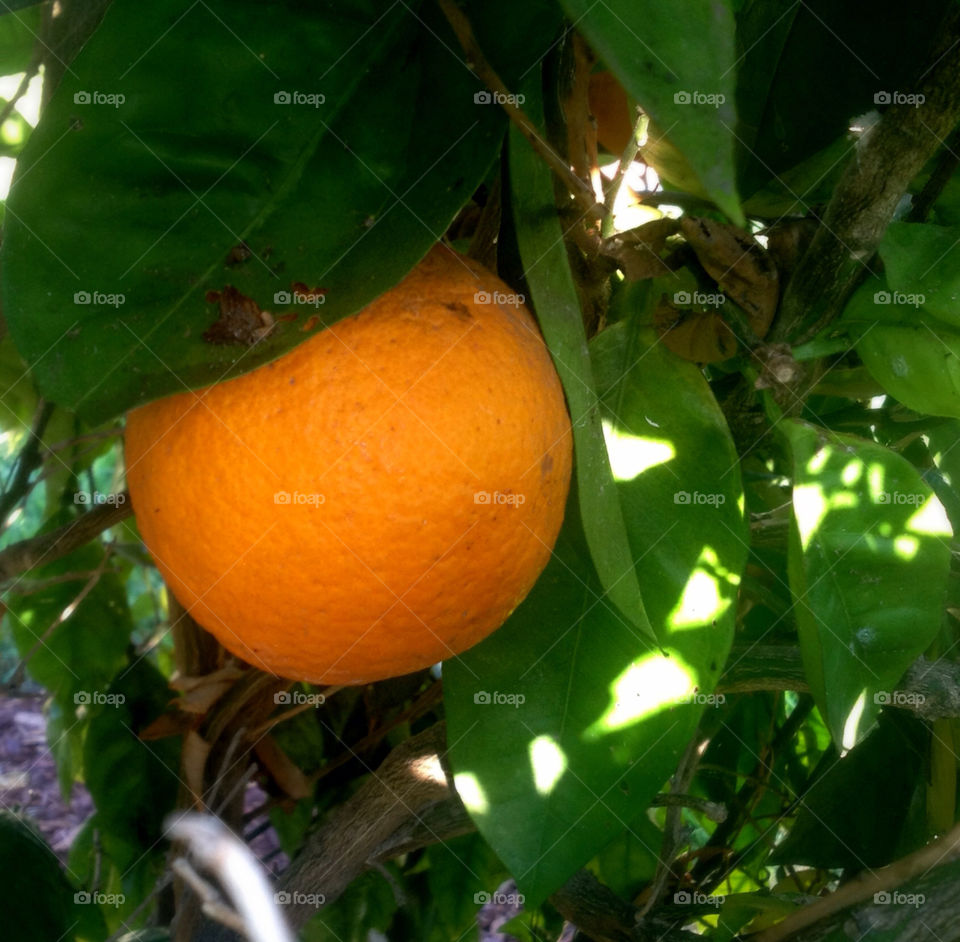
left=0, top=495, right=132, bottom=585
left=752, top=822, right=960, bottom=942
left=718, top=645, right=960, bottom=721
left=772, top=6, right=960, bottom=343
left=435, top=0, right=603, bottom=219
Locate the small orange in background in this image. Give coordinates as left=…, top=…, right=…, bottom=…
left=589, top=69, right=635, bottom=156
left=124, top=245, right=572, bottom=685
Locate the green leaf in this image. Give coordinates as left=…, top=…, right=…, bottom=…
left=879, top=222, right=960, bottom=325
left=734, top=0, right=952, bottom=197
left=558, top=0, right=742, bottom=223
left=445, top=316, right=747, bottom=904
left=5, top=541, right=131, bottom=717
left=82, top=658, right=180, bottom=874
left=0, top=4, right=42, bottom=73
left=772, top=712, right=924, bottom=869
left=783, top=419, right=952, bottom=749
left=0, top=811, right=78, bottom=942
left=509, top=83, right=655, bottom=647
left=1, top=0, right=519, bottom=423
left=843, top=276, right=960, bottom=419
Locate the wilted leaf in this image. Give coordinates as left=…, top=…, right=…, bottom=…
left=680, top=216, right=778, bottom=338
left=654, top=296, right=738, bottom=363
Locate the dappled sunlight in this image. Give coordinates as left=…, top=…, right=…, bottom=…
left=453, top=772, right=488, bottom=816
left=893, top=535, right=919, bottom=560
left=529, top=735, right=566, bottom=795
left=583, top=653, right=695, bottom=739
left=907, top=497, right=952, bottom=539
left=798, top=452, right=950, bottom=555
left=601, top=418, right=675, bottom=481
left=668, top=545, right=740, bottom=631
left=867, top=463, right=886, bottom=503
left=793, top=484, right=829, bottom=549
left=841, top=459, right=862, bottom=487
left=841, top=690, right=868, bottom=753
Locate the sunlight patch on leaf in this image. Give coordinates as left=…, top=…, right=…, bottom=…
left=584, top=654, right=694, bottom=740
left=793, top=484, right=828, bottom=550
left=529, top=736, right=567, bottom=795
left=454, top=773, right=488, bottom=816
left=907, top=497, right=952, bottom=538
left=668, top=545, right=739, bottom=631
left=893, top=535, right=919, bottom=560
left=841, top=690, right=869, bottom=753
left=601, top=418, right=676, bottom=481
left=841, top=459, right=862, bottom=487
left=867, top=462, right=887, bottom=502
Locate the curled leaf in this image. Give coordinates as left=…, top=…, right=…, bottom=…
left=680, top=216, right=779, bottom=337
left=654, top=295, right=737, bottom=363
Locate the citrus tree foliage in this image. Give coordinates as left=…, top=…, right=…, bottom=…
left=0, top=1, right=959, bottom=940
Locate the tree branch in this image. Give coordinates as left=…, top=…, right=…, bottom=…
left=0, top=495, right=131, bottom=585
left=772, top=7, right=960, bottom=343
left=719, top=645, right=960, bottom=720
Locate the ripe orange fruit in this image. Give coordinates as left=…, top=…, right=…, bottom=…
left=589, top=69, right=634, bottom=156
left=124, top=245, right=572, bottom=685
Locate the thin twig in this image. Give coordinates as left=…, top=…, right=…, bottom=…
left=636, top=735, right=705, bottom=921
left=601, top=108, right=648, bottom=238
left=0, top=496, right=132, bottom=584
left=0, top=400, right=55, bottom=528
left=13, top=548, right=112, bottom=678
left=435, top=0, right=603, bottom=218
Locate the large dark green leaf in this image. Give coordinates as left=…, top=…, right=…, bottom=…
left=784, top=420, right=952, bottom=749
left=82, top=658, right=180, bottom=875
left=0, top=3, right=43, bottom=72
left=0, top=811, right=80, bottom=942
left=558, top=0, right=742, bottom=223
left=772, top=712, right=924, bottom=869
left=0, top=0, right=536, bottom=422
left=446, top=313, right=747, bottom=904
left=734, top=0, right=952, bottom=198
